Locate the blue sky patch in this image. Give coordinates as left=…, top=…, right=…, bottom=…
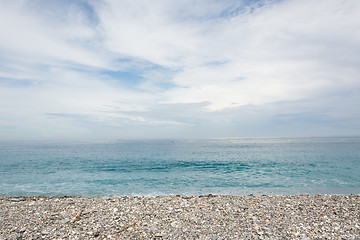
left=101, top=70, right=144, bottom=88
left=0, top=78, right=40, bottom=88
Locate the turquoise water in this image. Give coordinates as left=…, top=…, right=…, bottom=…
left=0, top=137, right=359, bottom=196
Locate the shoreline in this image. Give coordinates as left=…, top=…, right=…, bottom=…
left=1, top=194, right=359, bottom=239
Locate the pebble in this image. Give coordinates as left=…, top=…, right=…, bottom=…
left=0, top=195, right=359, bottom=239
left=60, top=218, right=70, bottom=224
left=154, top=233, right=162, bottom=237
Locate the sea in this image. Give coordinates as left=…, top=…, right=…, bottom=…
left=0, top=137, right=359, bottom=197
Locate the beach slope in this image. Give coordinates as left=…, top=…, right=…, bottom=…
left=1, top=194, right=359, bottom=239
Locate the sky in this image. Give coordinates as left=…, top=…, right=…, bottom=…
left=0, top=0, right=359, bottom=140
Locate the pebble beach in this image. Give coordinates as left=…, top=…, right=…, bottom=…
left=0, top=194, right=359, bottom=239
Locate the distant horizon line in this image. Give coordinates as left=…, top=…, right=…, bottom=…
left=1, top=135, right=360, bottom=142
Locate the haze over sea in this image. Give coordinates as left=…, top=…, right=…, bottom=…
left=0, top=137, right=359, bottom=197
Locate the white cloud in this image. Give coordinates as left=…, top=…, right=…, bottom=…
left=0, top=1, right=109, bottom=69
left=160, top=0, right=360, bottom=110
left=0, top=0, right=359, bottom=139
left=95, top=0, right=202, bottom=67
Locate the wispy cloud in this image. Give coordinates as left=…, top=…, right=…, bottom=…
left=0, top=0, right=359, bottom=140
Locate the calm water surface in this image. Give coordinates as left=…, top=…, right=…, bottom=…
left=0, top=137, right=359, bottom=196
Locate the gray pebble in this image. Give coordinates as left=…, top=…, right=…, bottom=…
left=41, top=230, right=50, bottom=235
left=0, top=195, right=359, bottom=239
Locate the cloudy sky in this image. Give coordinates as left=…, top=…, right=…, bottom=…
left=0, top=0, right=359, bottom=140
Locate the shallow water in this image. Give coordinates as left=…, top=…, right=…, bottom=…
left=0, top=137, right=359, bottom=196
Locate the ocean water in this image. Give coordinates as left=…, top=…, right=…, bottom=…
left=0, top=137, right=359, bottom=196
